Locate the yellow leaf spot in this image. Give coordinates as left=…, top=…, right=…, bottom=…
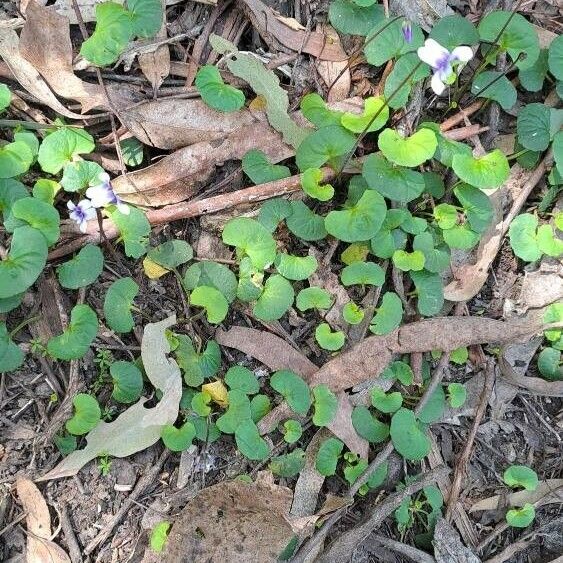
left=249, top=95, right=267, bottom=111
left=143, top=257, right=169, bottom=279
left=202, top=380, right=229, bottom=407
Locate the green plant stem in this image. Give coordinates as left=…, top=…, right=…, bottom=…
left=9, top=316, right=41, bottom=338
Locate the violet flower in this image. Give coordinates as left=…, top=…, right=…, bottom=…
left=85, top=172, right=129, bottom=215
left=68, top=199, right=96, bottom=233
left=417, top=39, right=473, bottom=95
left=402, top=21, right=413, bottom=44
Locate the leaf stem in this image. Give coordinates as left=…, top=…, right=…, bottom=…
left=9, top=315, right=41, bottom=338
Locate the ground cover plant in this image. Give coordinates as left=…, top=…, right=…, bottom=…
left=0, top=0, right=561, bottom=561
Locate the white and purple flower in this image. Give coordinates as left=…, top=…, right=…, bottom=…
left=417, top=39, right=473, bottom=95
left=68, top=199, right=96, bottom=233
left=85, top=172, right=129, bottom=215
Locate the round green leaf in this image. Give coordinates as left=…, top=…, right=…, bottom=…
left=503, top=465, right=539, bottom=491
left=371, top=388, right=402, bottom=413
left=548, top=34, right=563, bottom=80
left=235, top=419, right=270, bottom=460
left=282, top=419, right=303, bottom=443
left=225, top=365, right=260, bottom=395
left=390, top=408, right=431, bottom=460
left=236, top=257, right=263, bottom=303
left=270, top=369, right=311, bottom=415
left=242, top=149, right=290, bottom=184
left=110, top=360, right=143, bottom=403
left=175, top=335, right=221, bottom=387
left=269, top=449, right=306, bottom=477
left=61, top=160, right=104, bottom=192
left=191, top=391, right=212, bottom=417
left=296, top=287, right=333, bottom=311
left=216, top=390, right=251, bottom=433
left=329, top=0, right=384, bottom=36
left=454, top=184, right=494, bottom=233
left=378, top=128, right=437, bottom=167
left=351, top=405, right=389, bottom=443
left=301, top=167, right=335, bottom=201
left=342, top=302, right=364, bottom=325
left=312, top=384, right=338, bottom=427
left=0, top=322, right=24, bottom=373
left=10, top=197, right=60, bottom=246
left=536, top=224, right=563, bottom=257
left=471, top=71, right=517, bottom=110
left=362, top=154, right=425, bottom=203
left=57, top=244, right=104, bottom=289
left=274, top=253, right=318, bottom=281
left=369, top=291, right=403, bottom=335
left=191, top=285, right=229, bottom=324
left=253, top=274, right=294, bottom=321
left=0, top=141, right=34, bottom=178
left=47, top=304, right=98, bottom=360
left=315, top=323, right=345, bottom=351
left=300, top=93, right=343, bottom=128
left=250, top=394, right=271, bottom=422
left=258, top=198, right=293, bottom=232
left=519, top=49, right=549, bottom=92
left=296, top=125, right=356, bottom=171
left=0, top=226, right=47, bottom=299
left=0, top=178, right=28, bottom=225
left=383, top=53, right=430, bottom=109
left=66, top=393, right=101, bottom=435
left=417, top=385, right=446, bottom=423
left=195, top=65, right=245, bottom=112
left=161, top=421, right=196, bottom=452
left=286, top=200, right=327, bottom=241
left=183, top=261, right=237, bottom=303
left=452, top=149, right=510, bottom=190
left=315, top=437, right=344, bottom=476
left=148, top=240, right=193, bottom=270
left=392, top=249, right=425, bottom=272
left=109, top=206, right=150, bottom=258
left=413, top=232, right=450, bottom=274
left=447, top=383, right=467, bottom=408
left=222, top=217, right=276, bottom=270
left=410, top=270, right=444, bottom=316
left=381, top=360, right=414, bottom=385
left=442, top=224, right=480, bottom=250
left=0, top=294, right=23, bottom=314
left=364, top=18, right=423, bottom=66
left=120, top=138, right=144, bottom=167
left=508, top=213, right=541, bottom=261
left=537, top=347, right=562, bottom=381
left=341, top=96, right=389, bottom=133
left=104, top=277, right=138, bottom=333
left=429, top=14, right=479, bottom=50
left=506, top=503, right=535, bottom=528
left=516, top=103, right=553, bottom=152
left=128, top=0, right=162, bottom=38
left=433, top=132, right=473, bottom=168
left=38, top=128, right=95, bottom=174
left=150, top=521, right=171, bottom=553
left=341, top=261, right=385, bottom=286
left=0, top=83, right=11, bottom=111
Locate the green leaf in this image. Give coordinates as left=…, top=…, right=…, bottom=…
left=270, top=369, right=311, bottom=415
left=478, top=11, right=539, bottom=70
left=548, top=34, right=563, bottom=81
left=149, top=521, right=170, bottom=553
left=274, top=253, right=318, bottom=281
left=554, top=131, right=563, bottom=177
left=381, top=360, right=414, bottom=385
left=216, top=389, right=252, bottom=433
left=80, top=2, right=133, bottom=66
left=537, top=347, right=562, bottom=381
left=315, top=437, right=344, bottom=476
left=329, top=0, right=384, bottom=36
left=516, top=103, right=553, bottom=152
left=417, top=385, right=446, bottom=423
left=109, top=206, right=150, bottom=258
left=371, top=388, right=402, bottom=413
left=452, top=149, right=510, bottom=190
left=296, top=287, right=333, bottom=311
left=47, top=304, right=98, bottom=360
left=384, top=53, right=430, bottom=109
left=242, top=149, right=290, bottom=184
left=0, top=83, right=11, bottom=111
left=190, top=285, right=229, bottom=324
left=38, top=127, right=95, bottom=174
left=110, top=361, right=143, bottom=403
left=367, top=460, right=388, bottom=488
left=442, top=224, right=480, bottom=250
left=0, top=140, right=34, bottom=178
left=363, top=154, right=425, bottom=203
left=410, top=270, right=444, bottom=316
left=104, top=277, right=138, bottom=333
left=253, top=274, right=294, bottom=321
left=0, top=226, right=47, bottom=298
left=54, top=433, right=77, bottom=456
left=250, top=394, right=271, bottom=422
left=32, top=179, right=59, bottom=205
left=341, top=242, right=370, bottom=265
left=364, top=18, right=423, bottom=66
left=503, top=465, right=539, bottom=490
left=341, top=261, right=384, bottom=286
left=161, top=421, right=196, bottom=452
left=392, top=249, right=425, bottom=272
left=235, top=419, right=270, bottom=460
left=433, top=132, right=473, bottom=168
left=286, top=200, right=327, bottom=241
left=519, top=49, right=549, bottom=92
left=61, top=160, right=104, bottom=192
left=66, top=393, right=101, bottom=435
left=58, top=244, right=104, bottom=290
left=0, top=322, right=24, bottom=373
left=269, top=449, right=306, bottom=477
left=191, top=390, right=212, bottom=417
left=343, top=302, right=364, bottom=325
left=369, top=292, right=403, bottom=335
left=282, top=419, right=303, bottom=443
left=301, top=167, right=334, bottom=201
left=128, top=0, right=162, bottom=38
left=471, top=71, right=517, bottom=110
left=0, top=294, right=23, bottom=314
left=120, top=138, right=144, bottom=167
left=325, top=189, right=387, bottom=242
left=236, top=257, right=263, bottom=302
left=296, top=125, right=356, bottom=171
left=429, top=14, right=479, bottom=50
left=14, top=130, right=38, bottom=158
left=341, top=96, right=388, bottom=133
left=315, top=323, right=345, bottom=351
left=183, top=261, right=237, bottom=303
left=222, top=217, right=276, bottom=270
left=506, top=503, right=535, bottom=528
left=344, top=458, right=369, bottom=485
left=508, top=213, right=542, bottom=261
left=148, top=240, right=193, bottom=270
left=378, top=128, right=437, bottom=167
left=413, top=232, right=450, bottom=274
left=300, top=93, right=343, bottom=128
left=0, top=179, right=28, bottom=226
left=175, top=335, right=220, bottom=387
left=454, top=184, right=493, bottom=233
left=312, top=384, right=338, bottom=427
left=447, top=383, right=467, bottom=408
left=351, top=405, right=389, bottom=443
left=423, top=171, right=445, bottom=198
left=225, top=365, right=260, bottom=395
left=258, top=198, right=293, bottom=232
left=11, top=197, right=60, bottom=246
left=390, top=408, right=431, bottom=460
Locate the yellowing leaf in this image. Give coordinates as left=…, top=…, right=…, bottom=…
left=143, top=256, right=170, bottom=279
left=249, top=95, right=268, bottom=111
left=202, top=380, right=229, bottom=407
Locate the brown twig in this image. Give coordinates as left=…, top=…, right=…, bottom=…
left=439, top=100, right=484, bottom=132
left=369, top=533, right=436, bottom=563
left=59, top=503, right=82, bottom=563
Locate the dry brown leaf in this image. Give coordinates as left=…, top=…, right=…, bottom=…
left=469, top=480, right=563, bottom=512
left=516, top=262, right=563, bottom=312
left=0, top=27, right=85, bottom=119
left=19, top=1, right=108, bottom=113
left=162, top=479, right=294, bottom=562
left=316, top=24, right=350, bottom=102
left=16, top=478, right=71, bottom=563
left=138, top=0, right=170, bottom=90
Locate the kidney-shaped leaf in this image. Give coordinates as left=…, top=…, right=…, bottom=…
left=110, top=360, right=143, bottom=404
left=235, top=419, right=270, bottom=460
left=351, top=405, right=389, bottom=443
left=390, top=408, right=431, bottom=460
left=253, top=274, right=294, bottom=321
left=66, top=393, right=101, bottom=435
left=270, top=369, right=311, bottom=415
left=47, top=304, right=98, bottom=360
left=104, top=277, right=138, bottom=333
left=161, top=421, right=196, bottom=452
left=195, top=65, right=246, bottom=113
left=0, top=322, right=24, bottom=373
left=315, top=437, right=344, bottom=476
left=11, top=197, right=60, bottom=246
left=378, top=128, right=437, bottom=167
left=38, top=128, right=95, bottom=174
left=312, top=384, right=338, bottom=427
left=274, top=253, right=318, bottom=281
left=315, top=322, right=345, bottom=351
left=369, top=291, right=403, bottom=335
left=57, top=244, right=104, bottom=289
left=503, top=465, right=539, bottom=491
left=452, top=149, right=510, bottom=190
left=341, top=261, right=385, bottom=286
left=223, top=217, right=277, bottom=270
left=190, top=285, right=229, bottom=324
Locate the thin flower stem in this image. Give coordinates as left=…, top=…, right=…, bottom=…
left=9, top=316, right=41, bottom=339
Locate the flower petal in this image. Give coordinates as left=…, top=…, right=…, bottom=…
left=417, top=39, right=449, bottom=68
left=431, top=72, right=447, bottom=95
left=451, top=46, right=473, bottom=63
